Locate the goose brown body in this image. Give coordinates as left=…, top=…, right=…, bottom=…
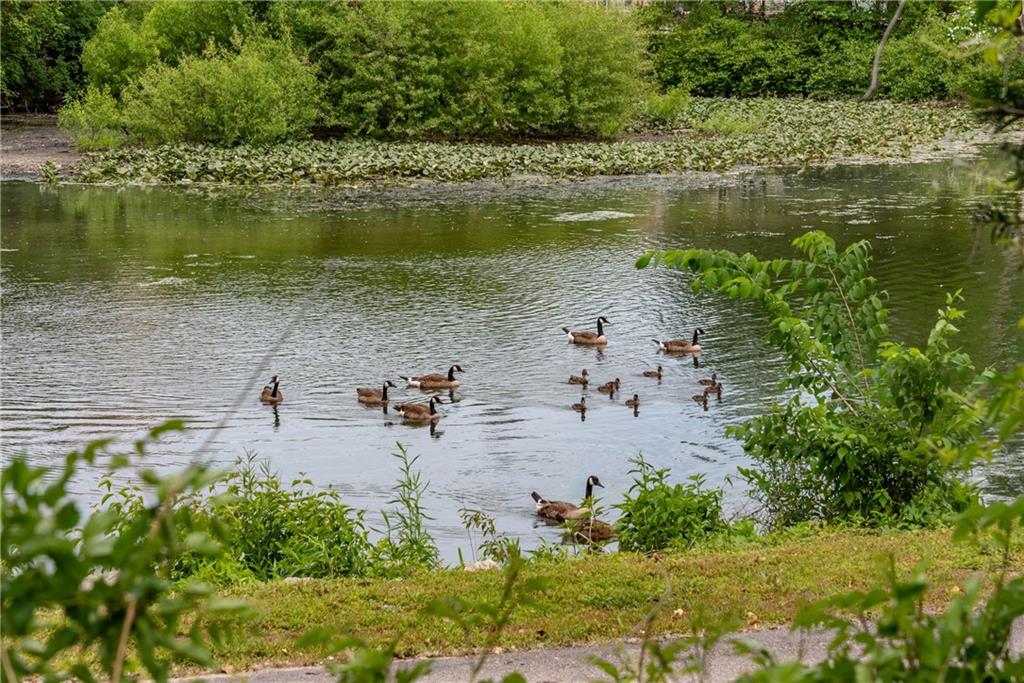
left=561, top=517, right=615, bottom=542
left=562, top=317, right=610, bottom=346
left=698, top=373, right=718, bottom=386
left=402, top=365, right=463, bottom=389
left=395, top=396, right=443, bottom=421
left=653, top=328, right=705, bottom=353
left=624, top=394, right=640, bottom=407
left=357, top=380, right=396, bottom=405
left=568, top=369, right=589, bottom=385
left=259, top=376, right=284, bottom=404
left=531, top=476, right=604, bottom=521
left=572, top=396, right=587, bottom=413
left=642, top=365, right=663, bottom=379
left=597, top=378, right=620, bottom=394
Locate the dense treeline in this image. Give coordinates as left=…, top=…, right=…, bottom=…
left=50, top=0, right=645, bottom=146
left=638, top=1, right=1011, bottom=100
left=1, top=0, right=1017, bottom=147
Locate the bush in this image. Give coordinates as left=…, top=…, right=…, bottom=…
left=107, top=445, right=438, bottom=584
left=640, top=0, right=984, bottom=101
left=640, top=232, right=980, bottom=529
left=122, top=38, right=320, bottom=145
left=81, top=6, right=159, bottom=96
left=614, top=455, right=724, bottom=553
left=141, top=0, right=253, bottom=64
left=1, top=422, right=245, bottom=682
left=640, top=86, right=691, bottom=129
left=280, top=0, right=643, bottom=139
left=0, top=0, right=110, bottom=111
left=547, top=3, right=645, bottom=136
left=57, top=85, right=126, bottom=150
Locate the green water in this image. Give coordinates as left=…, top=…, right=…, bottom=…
left=2, top=159, right=1022, bottom=559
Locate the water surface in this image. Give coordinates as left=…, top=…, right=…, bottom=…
left=2, top=159, right=1022, bottom=561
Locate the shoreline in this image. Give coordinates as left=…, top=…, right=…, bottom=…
left=3, top=99, right=1012, bottom=189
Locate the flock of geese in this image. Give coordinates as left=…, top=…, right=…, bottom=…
left=258, top=316, right=725, bottom=543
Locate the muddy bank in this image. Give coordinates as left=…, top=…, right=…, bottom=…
left=1, top=115, right=81, bottom=180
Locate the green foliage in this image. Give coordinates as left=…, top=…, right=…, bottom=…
left=165, top=454, right=372, bottom=582
left=546, top=3, right=645, bottom=137
left=1, top=422, right=247, bottom=682
left=121, top=38, right=320, bottom=145
left=104, top=444, right=439, bottom=584
left=371, top=445, right=441, bottom=576
left=639, top=0, right=996, bottom=101
left=737, top=503, right=1024, bottom=681
left=279, top=0, right=643, bottom=139
left=639, top=86, right=692, bottom=129
left=80, top=6, right=159, bottom=96
left=73, top=99, right=976, bottom=184
left=614, top=455, right=724, bottom=553
left=140, top=0, right=253, bottom=64
left=0, top=0, right=111, bottom=110
left=639, top=232, right=980, bottom=528
left=57, top=85, right=127, bottom=150
left=460, top=507, right=522, bottom=566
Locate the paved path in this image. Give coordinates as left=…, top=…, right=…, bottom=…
left=178, top=619, right=1023, bottom=682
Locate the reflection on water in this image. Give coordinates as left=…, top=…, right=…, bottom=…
left=2, top=157, right=1022, bottom=561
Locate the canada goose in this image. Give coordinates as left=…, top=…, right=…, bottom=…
left=692, top=390, right=709, bottom=409
left=401, top=364, right=463, bottom=389
left=532, top=475, right=604, bottom=520
left=624, top=394, right=640, bottom=408
left=698, top=373, right=718, bottom=386
left=642, top=365, right=663, bottom=379
left=652, top=328, right=705, bottom=353
left=597, top=378, right=620, bottom=394
left=259, top=376, right=283, bottom=404
left=572, top=396, right=587, bottom=413
left=357, top=380, right=397, bottom=405
left=706, top=381, right=723, bottom=397
left=568, top=369, right=590, bottom=385
left=560, top=516, right=615, bottom=543
left=562, top=316, right=611, bottom=345
left=395, top=395, right=444, bottom=421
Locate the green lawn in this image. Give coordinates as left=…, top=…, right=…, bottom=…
left=200, top=528, right=1009, bottom=672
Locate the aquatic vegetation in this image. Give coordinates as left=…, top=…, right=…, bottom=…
left=73, top=98, right=979, bottom=185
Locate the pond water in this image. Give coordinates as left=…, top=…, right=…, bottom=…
left=2, top=158, right=1023, bottom=562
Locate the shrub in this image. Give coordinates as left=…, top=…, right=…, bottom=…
left=140, top=0, right=253, bottom=64
left=281, top=0, right=642, bottom=139
left=614, top=455, right=724, bottom=553
left=122, top=38, right=320, bottom=145
left=57, top=85, right=127, bottom=150
left=81, top=5, right=159, bottom=96
left=640, top=86, right=691, bottom=129
left=168, top=455, right=373, bottom=582
left=639, top=232, right=980, bottom=529
left=106, top=445, right=438, bottom=584
left=640, top=0, right=982, bottom=101
left=1, top=422, right=245, bottom=682
left=547, top=3, right=645, bottom=136
left=0, top=0, right=110, bottom=111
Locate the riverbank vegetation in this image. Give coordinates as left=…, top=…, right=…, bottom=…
left=640, top=1, right=1012, bottom=101
left=72, top=98, right=977, bottom=185
left=1, top=0, right=1009, bottom=153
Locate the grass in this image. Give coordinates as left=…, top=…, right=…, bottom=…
left=72, top=98, right=985, bottom=186
left=191, top=527, right=1010, bottom=673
